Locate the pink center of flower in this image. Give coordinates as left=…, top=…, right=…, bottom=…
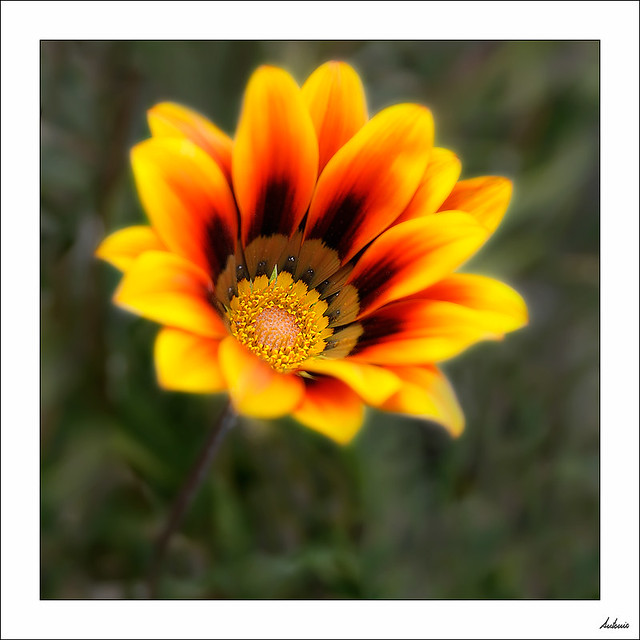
left=226, top=273, right=331, bottom=371
left=254, top=306, right=301, bottom=351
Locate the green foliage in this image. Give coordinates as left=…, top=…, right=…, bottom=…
left=41, top=41, right=598, bottom=599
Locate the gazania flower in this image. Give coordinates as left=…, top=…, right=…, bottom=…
left=97, top=61, right=527, bottom=444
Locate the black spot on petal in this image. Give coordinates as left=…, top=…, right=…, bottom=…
left=204, top=215, right=235, bottom=278
left=248, top=180, right=299, bottom=242
left=350, top=258, right=395, bottom=314
left=307, top=193, right=366, bottom=260
left=316, top=279, right=331, bottom=295
left=256, top=260, right=268, bottom=276
left=283, top=255, right=297, bottom=274
left=349, top=313, right=403, bottom=356
left=301, top=267, right=315, bottom=286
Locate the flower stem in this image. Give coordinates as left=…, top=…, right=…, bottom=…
left=148, top=399, right=236, bottom=598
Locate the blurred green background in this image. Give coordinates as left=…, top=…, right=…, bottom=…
left=40, top=41, right=599, bottom=599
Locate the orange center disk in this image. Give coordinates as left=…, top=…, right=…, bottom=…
left=225, top=272, right=333, bottom=372
left=254, top=306, right=301, bottom=351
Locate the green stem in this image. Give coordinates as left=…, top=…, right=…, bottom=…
left=148, top=400, right=236, bottom=598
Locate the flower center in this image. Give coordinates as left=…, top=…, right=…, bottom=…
left=254, top=306, right=300, bottom=350
left=226, top=272, right=332, bottom=372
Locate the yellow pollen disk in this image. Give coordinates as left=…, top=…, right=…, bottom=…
left=227, top=273, right=333, bottom=372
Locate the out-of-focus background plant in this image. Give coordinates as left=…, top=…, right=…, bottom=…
left=41, top=41, right=598, bottom=599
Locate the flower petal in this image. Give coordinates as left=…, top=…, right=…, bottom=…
left=381, top=365, right=464, bottom=437
left=293, top=376, right=364, bottom=444
left=438, top=176, right=512, bottom=233
left=414, top=273, right=528, bottom=334
left=301, top=61, right=368, bottom=173
left=218, top=337, right=305, bottom=418
left=349, top=299, right=512, bottom=365
left=348, top=212, right=489, bottom=318
left=393, top=148, right=462, bottom=224
left=300, top=357, right=401, bottom=406
left=95, top=225, right=165, bottom=272
left=232, top=66, right=318, bottom=245
left=147, top=101, right=233, bottom=182
left=154, top=328, right=226, bottom=393
left=305, top=104, right=434, bottom=263
left=114, top=251, right=226, bottom=338
left=131, top=137, right=237, bottom=276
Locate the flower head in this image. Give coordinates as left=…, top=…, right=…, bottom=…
left=97, top=62, right=527, bottom=444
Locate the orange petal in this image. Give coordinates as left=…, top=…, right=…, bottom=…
left=154, top=328, right=226, bottom=393
left=438, top=176, right=512, bottom=233
left=131, top=137, right=237, bottom=276
left=381, top=365, right=464, bottom=437
left=349, top=299, right=512, bottom=365
left=147, top=101, right=233, bottom=183
left=95, top=225, right=166, bottom=272
left=114, top=251, right=227, bottom=338
left=348, top=212, right=489, bottom=318
left=301, top=61, right=368, bottom=173
left=414, top=273, right=528, bottom=334
left=293, top=376, right=364, bottom=444
left=232, top=66, right=318, bottom=245
left=300, top=357, right=400, bottom=406
left=218, top=337, right=305, bottom=418
left=305, top=103, right=434, bottom=263
left=394, top=148, right=462, bottom=224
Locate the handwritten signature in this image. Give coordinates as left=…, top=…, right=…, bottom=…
left=600, top=617, right=630, bottom=630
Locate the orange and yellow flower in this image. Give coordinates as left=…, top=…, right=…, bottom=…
left=96, top=61, right=527, bottom=444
